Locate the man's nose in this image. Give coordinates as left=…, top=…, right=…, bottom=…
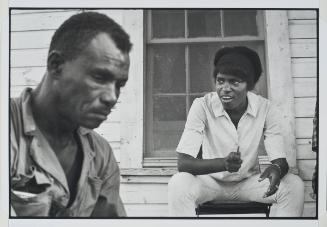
left=100, top=83, right=117, bottom=106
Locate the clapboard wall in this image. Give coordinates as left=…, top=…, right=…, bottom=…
left=9, top=9, right=143, bottom=164
left=288, top=10, right=317, bottom=217
left=9, top=9, right=317, bottom=217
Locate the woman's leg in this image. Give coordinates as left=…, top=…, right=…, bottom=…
left=236, top=173, right=304, bottom=217
left=168, top=172, right=227, bottom=216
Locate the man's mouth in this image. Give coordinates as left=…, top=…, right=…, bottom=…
left=98, top=110, right=112, bottom=116
left=89, top=109, right=112, bottom=121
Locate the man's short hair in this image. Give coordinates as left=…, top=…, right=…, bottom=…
left=49, top=11, right=132, bottom=62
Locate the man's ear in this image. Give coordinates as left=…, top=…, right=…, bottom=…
left=47, top=51, right=65, bottom=78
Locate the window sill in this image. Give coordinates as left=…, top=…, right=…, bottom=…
left=120, top=156, right=270, bottom=176
left=142, top=157, right=177, bottom=168
left=120, top=168, right=177, bottom=183
left=120, top=167, right=177, bottom=176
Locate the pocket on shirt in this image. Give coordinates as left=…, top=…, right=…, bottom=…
left=79, top=175, right=103, bottom=215
left=11, top=166, right=53, bottom=217
left=87, top=175, right=103, bottom=199
left=11, top=186, right=52, bottom=217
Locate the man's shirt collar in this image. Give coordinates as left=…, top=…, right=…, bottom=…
left=18, top=88, right=95, bottom=193
left=21, top=88, right=38, bottom=135
left=20, top=88, right=93, bottom=136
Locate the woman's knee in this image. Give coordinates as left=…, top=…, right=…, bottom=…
left=168, top=172, right=199, bottom=198
left=169, top=172, right=196, bottom=190
left=279, top=173, right=304, bottom=198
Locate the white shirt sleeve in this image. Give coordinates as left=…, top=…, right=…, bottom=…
left=263, top=103, right=287, bottom=161
left=176, top=98, right=206, bottom=157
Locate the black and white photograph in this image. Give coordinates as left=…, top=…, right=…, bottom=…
left=7, top=8, right=318, bottom=220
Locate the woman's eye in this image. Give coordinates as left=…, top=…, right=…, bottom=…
left=232, top=81, right=240, bottom=86
left=217, top=79, right=224, bottom=84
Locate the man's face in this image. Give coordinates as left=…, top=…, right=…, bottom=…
left=216, top=73, right=248, bottom=111
left=56, top=33, right=130, bottom=129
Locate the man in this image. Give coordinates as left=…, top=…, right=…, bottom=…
left=10, top=11, right=132, bottom=217
left=311, top=102, right=318, bottom=199
left=168, top=46, right=304, bottom=217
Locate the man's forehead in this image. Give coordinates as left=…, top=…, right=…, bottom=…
left=86, top=33, right=130, bottom=67
left=103, top=54, right=130, bottom=69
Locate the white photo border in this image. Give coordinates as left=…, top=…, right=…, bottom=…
left=1, top=0, right=325, bottom=227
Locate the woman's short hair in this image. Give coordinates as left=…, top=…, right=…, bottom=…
left=213, top=46, right=262, bottom=90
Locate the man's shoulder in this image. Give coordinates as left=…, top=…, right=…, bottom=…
left=10, top=96, right=22, bottom=117
left=84, top=130, right=113, bottom=153
left=84, top=130, right=119, bottom=177
left=83, top=129, right=118, bottom=163
left=10, top=92, right=27, bottom=132
left=10, top=88, right=33, bottom=115
left=10, top=93, right=24, bottom=111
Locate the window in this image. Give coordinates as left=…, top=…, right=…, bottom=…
left=145, top=10, right=267, bottom=164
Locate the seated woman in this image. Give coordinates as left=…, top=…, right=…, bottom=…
left=168, top=46, right=304, bottom=217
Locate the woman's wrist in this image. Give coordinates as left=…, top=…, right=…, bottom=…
left=271, top=163, right=282, bottom=177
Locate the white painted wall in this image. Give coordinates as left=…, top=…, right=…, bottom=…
left=288, top=10, right=317, bottom=217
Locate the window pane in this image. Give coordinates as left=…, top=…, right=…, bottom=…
left=187, top=10, right=221, bottom=38
left=153, top=121, right=185, bottom=156
left=152, top=96, right=186, bottom=155
left=152, top=45, right=186, bottom=93
left=153, top=96, right=186, bottom=121
left=152, top=10, right=185, bottom=38
left=189, top=43, right=221, bottom=93
left=223, top=10, right=258, bottom=36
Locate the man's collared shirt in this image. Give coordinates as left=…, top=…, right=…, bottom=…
left=176, top=91, right=286, bottom=182
left=10, top=88, right=126, bottom=217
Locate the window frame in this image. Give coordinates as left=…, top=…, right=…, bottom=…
left=144, top=9, right=266, bottom=164
left=120, top=10, right=296, bottom=172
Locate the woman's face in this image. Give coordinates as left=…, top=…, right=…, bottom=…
left=216, top=73, right=248, bottom=111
